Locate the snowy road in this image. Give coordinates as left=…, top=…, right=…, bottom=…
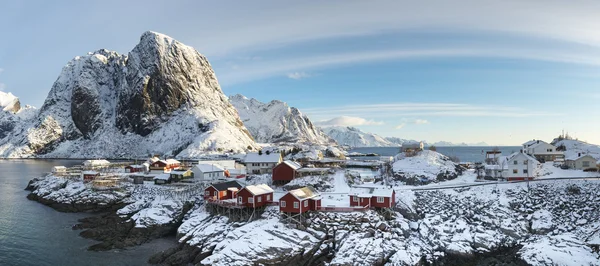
left=332, top=170, right=350, bottom=193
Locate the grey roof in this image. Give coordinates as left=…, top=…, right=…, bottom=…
left=211, top=180, right=243, bottom=191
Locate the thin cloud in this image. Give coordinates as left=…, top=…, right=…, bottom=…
left=395, top=123, right=406, bottom=129
left=287, top=72, right=311, bottom=80
left=315, top=116, right=384, bottom=127
left=304, top=103, right=561, bottom=120
left=0, top=83, right=5, bottom=91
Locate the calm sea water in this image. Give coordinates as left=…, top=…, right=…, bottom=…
left=348, top=146, right=522, bottom=163
left=0, top=160, right=173, bottom=266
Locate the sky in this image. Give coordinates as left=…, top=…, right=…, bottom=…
left=1, top=0, right=599, bottom=145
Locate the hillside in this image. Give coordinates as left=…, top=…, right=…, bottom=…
left=0, top=31, right=258, bottom=158
left=229, top=94, right=335, bottom=145
left=553, top=139, right=600, bottom=161
left=322, top=126, right=402, bottom=147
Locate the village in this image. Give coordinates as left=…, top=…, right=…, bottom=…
left=46, top=135, right=600, bottom=228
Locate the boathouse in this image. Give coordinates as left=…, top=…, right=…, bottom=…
left=279, top=186, right=321, bottom=214
left=204, top=180, right=244, bottom=200
left=236, top=184, right=274, bottom=208
left=349, top=188, right=395, bottom=208
left=153, top=173, right=172, bottom=185
left=82, top=171, right=99, bottom=183
left=125, top=165, right=144, bottom=173
left=272, top=160, right=302, bottom=184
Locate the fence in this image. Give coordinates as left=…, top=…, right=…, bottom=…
left=317, top=206, right=369, bottom=212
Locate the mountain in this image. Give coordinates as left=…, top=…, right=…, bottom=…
left=0, top=31, right=258, bottom=158
left=229, top=94, right=335, bottom=145
left=322, top=126, right=401, bottom=147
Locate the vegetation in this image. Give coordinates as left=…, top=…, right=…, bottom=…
left=428, top=145, right=437, bottom=151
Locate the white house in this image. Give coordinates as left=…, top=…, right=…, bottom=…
left=522, top=140, right=564, bottom=162
left=500, top=152, right=541, bottom=181
left=245, top=152, right=283, bottom=174
left=192, top=164, right=225, bottom=181
left=83, top=159, right=111, bottom=168
left=565, top=154, right=598, bottom=171
left=197, top=160, right=236, bottom=170
left=401, top=142, right=424, bottom=152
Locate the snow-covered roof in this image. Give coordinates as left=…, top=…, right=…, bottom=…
left=243, top=184, right=274, bottom=196
left=82, top=171, right=99, bottom=175
left=484, top=165, right=501, bottom=170
left=245, top=152, right=281, bottom=163
left=296, top=167, right=330, bottom=173
left=83, top=159, right=111, bottom=166
left=523, top=139, right=545, bottom=147
left=288, top=186, right=320, bottom=201
left=281, top=160, right=302, bottom=170
left=52, top=166, right=67, bottom=171
left=507, top=152, right=540, bottom=164
left=166, top=159, right=180, bottom=164
left=349, top=187, right=394, bottom=198
left=194, top=163, right=224, bottom=172
left=565, top=153, right=597, bottom=161
left=370, top=188, right=395, bottom=197
left=171, top=170, right=192, bottom=174
left=153, top=174, right=171, bottom=180
left=127, top=165, right=144, bottom=168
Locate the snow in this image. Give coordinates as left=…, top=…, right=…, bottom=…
left=230, top=94, right=334, bottom=145
left=392, top=150, right=459, bottom=182
left=244, top=184, right=274, bottom=195
left=555, top=139, right=600, bottom=162
left=244, top=152, right=281, bottom=163
left=519, top=234, right=600, bottom=266
left=322, top=126, right=400, bottom=147
left=281, top=160, right=302, bottom=170
left=193, top=163, right=224, bottom=173
left=0, top=91, right=20, bottom=112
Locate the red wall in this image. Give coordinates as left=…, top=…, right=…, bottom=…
left=350, top=193, right=396, bottom=208
left=272, top=163, right=296, bottom=182
left=349, top=195, right=371, bottom=207
left=204, top=187, right=228, bottom=200
left=237, top=188, right=273, bottom=208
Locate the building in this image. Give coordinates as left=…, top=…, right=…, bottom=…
left=197, top=160, right=236, bottom=171
left=170, top=169, right=194, bottom=181
left=82, top=171, right=99, bottom=182
left=279, top=186, right=322, bottom=214
left=484, top=164, right=503, bottom=179
left=192, top=164, right=225, bottom=181
left=485, top=151, right=502, bottom=165
left=272, top=160, right=302, bottom=184
left=132, top=175, right=145, bottom=184
left=153, top=173, right=172, bottom=185
left=52, top=166, right=67, bottom=174
left=522, top=140, right=564, bottom=162
left=245, top=152, right=282, bottom=174
left=349, top=188, right=396, bottom=208
left=565, top=154, right=599, bottom=171
left=401, top=142, right=424, bottom=152
left=499, top=152, right=541, bottom=181
left=204, top=180, right=244, bottom=200
left=236, top=184, right=274, bottom=208
left=83, top=160, right=111, bottom=168
left=125, top=165, right=144, bottom=173
left=150, top=159, right=181, bottom=171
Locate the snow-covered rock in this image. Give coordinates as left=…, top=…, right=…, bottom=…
left=229, top=94, right=335, bottom=145
left=322, top=126, right=402, bottom=147
left=392, top=150, right=462, bottom=184
left=0, top=91, right=21, bottom=113
left=553, top=139, right=600, bottom=161
left=0, top=31, right=258, bottom=158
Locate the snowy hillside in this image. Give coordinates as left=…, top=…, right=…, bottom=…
left=392, top=150, right=462, bottom=184
left=0, top=31, right=258, bottom=158
left=322, top=126, right=402, bottom=147
left=553, top=139, right=600, bottom=161
left=229, top=94, right=335, bottom=145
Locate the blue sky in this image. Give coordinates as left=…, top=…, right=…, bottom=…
left=1, top=0, right=599, bottom=145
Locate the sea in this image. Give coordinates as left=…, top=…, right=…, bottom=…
left=0, top=159, right=172, bottom=266
left=348, top=146, right=522, bottom=163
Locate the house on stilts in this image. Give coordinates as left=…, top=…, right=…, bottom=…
left=205, top=183, right=275, bottom=221
left=279, top=186, right=321, bottom=224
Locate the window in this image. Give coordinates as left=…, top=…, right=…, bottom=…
left=238, top=197, right=242, bottom=203
left=205, top=191, right=209, bottom=196
left=377, top=197, right=384, bottom=203
left=523, top=160, right=528, bottom=165
left=353, top=196, right=358, bottom=202
left=280, top=201, right=286, bottom=207
left=513, top=169, right=518, bottom=174
left=523, top=169, right=528, bottom=174
left=547, top=149, right=553, bottom=152
left=248, top=197, right=254, bottom=203
left=267, top=195, right=271, bottom=201
left=293, top=202, right=299, bottom=209
left=214, top=191, right=218, bottom=197
left=513, top=161, right=518, bottom=165
left=583, top=161, right=590, bottom=167
left=304, top=200, right=308, bottom=207
left=257, top=197, right=262, bottom=203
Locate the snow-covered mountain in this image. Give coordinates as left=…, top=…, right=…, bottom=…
left=552, top=139, right=600, bottom=161
left=428, top=141, right=490, bottom=147
left=322, top=126, right=402, bottom=147
left=0, top=31, right=258, bottom=158
left=229, top=94, right=335, bottom=145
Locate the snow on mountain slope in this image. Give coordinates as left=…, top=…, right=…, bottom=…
left=552, top=139, right=600, bottom=161
left=229, top=94, right=335, bottom=145
left=0, top=31, right=258, bottom=158
left=322, top=126, right=399, bottom=147
left=392, top=150, right=462, bottom=183
left=0, top=91, right=21, bottom=113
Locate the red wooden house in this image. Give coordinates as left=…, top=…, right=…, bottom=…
left=82, top=171, right=99, bottom=183
left=349, top=188, right=395, bottom=208
left=204, top=181, right=243, bottom=200
left=150, top=159, right=181, bottom=171
left=272, top=160, right=302, bottom=184
left=125, top=165, right=144, bottom=173
left=236, top=184, right=274, bottom=208
left=279, top=186, right=322, bottom=213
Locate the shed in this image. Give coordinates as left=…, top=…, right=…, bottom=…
left=279, top=186, right=321, bottom=213
left=349, top=187, right=395, bottom=208
left=52, top=166, right=67, bottom=174
left=132, top=175, right=145, bottom=184
left=237, top=184, right=274, bottom=208
left=193, top=164, right=225, bottom=181
left=125, top=165, right=144, bottom=173
left=204, top=180, right=244, bottom=200
left=272, top=160, right=302, bottom=184
left=170, top=169, right=194, bottom=181
left=82, top=171, right=99, bottom=183
left=153, top=173, right=172, bottom=185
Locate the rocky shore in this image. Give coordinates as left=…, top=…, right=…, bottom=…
left=24, top=174, right=600, bottom=265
